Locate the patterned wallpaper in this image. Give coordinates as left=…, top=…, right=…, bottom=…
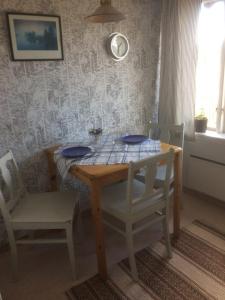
left=0, top=0, right=161, bottom=192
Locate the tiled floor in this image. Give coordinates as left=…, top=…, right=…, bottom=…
left=1, top=191, right=225, bottom=300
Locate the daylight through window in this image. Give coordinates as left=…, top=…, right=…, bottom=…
left=195, top=1, right=225, bottom=130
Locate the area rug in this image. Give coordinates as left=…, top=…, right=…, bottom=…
left=67, top=220, right=225, bottom=300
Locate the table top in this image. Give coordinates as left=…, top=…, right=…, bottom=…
left=45, top=143, right=182, bottom=181
left=71, top=143, right=181, bottom=178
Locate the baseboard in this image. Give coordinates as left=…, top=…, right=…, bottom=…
left=183, top=187, right=225, bottom=208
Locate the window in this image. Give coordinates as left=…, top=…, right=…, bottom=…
left=195, top=1, right=225, bottom=131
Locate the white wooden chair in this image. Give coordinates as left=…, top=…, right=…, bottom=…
left=101, top=149, right=174, bottom=280
left=150, top=123, right=184, bottom=185
left=136, top=123, right=184, bottom=186
left=0, top=151, right=78, bottom=279
left=148, top=123, right=184, bottom=148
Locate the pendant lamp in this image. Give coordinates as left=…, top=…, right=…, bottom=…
left=86, top=0, right=125, bottom=23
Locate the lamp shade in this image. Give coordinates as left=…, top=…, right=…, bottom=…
left=86, top=0, right=125, bottom=23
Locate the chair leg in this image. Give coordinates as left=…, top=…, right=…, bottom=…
left=75, top=196, right=83, bottom=244
left=125, top=223, right=138, bottom=281
left=162, top=216, right=172, bottom=258
left=66, top=224, right=77, bottom=280
left=8, top=231, right=18, bottom=280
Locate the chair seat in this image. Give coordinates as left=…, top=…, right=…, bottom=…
left=11, top=191, right=77, bottom=224
left=102, top=180, right=165, bottom=221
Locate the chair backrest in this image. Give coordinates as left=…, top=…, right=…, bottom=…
left=149, top=123, right=184, bottom=148
left=0, top=151, right=26, bottom=220
left=126, top=149, right=174, bottom=211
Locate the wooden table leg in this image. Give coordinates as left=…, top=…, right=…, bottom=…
left=90, top=180, right=107, bottom=280
left=173, top=150, right=182, bottom=239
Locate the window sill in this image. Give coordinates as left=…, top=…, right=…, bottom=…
left=195, top=130, right=225, bottom=145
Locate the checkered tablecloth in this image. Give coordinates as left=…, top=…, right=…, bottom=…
left=54, top=134, right=161, bottom=178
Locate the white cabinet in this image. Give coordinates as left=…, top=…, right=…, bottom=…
left=183, top=134, right=225, bottom=202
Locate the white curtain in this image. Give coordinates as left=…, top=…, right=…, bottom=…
left=196, top=0, right=225, bottom=131
left=158, top=0, right=202, bottom=139
left=217, top=40, right=225, bottom=133
left=204, top=0, right=225, bottom=132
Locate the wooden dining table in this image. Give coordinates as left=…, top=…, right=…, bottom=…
left=45, top=142, right=182, bottom=280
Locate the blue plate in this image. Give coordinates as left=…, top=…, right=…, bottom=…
left=121, top=135, right=148, bottom=144
left=62, top=146, right=92, bottom=158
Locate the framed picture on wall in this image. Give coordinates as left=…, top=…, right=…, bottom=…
left=7, top=13, right=64, bottom=61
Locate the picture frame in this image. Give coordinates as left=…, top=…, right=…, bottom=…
left=7, top=13, right=64, bottom=61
